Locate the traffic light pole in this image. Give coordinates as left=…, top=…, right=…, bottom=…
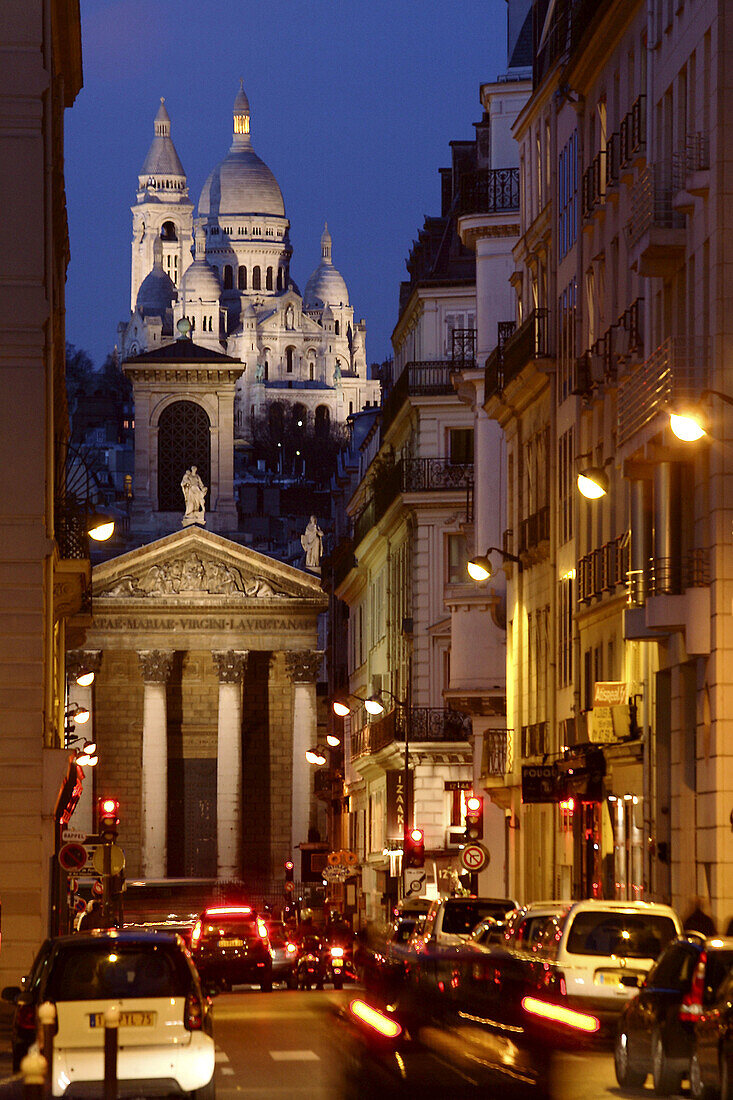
left=102, top=840, right=111, bottom=927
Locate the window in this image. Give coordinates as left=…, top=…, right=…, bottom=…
left=558, top=130, right=578, bottom=260
left=558, top=280, right=577, bottom=403
left=238, top=266, right=247, bottom=290
left=447, top=533, right=469, bottom=584
left=160, top=221, right=177, bottom=241
left=558, top=427, right=574, bottom=544
left=252, top=266, right=261, bottom=290
left=309, top=363, right=314, bottom=380
left=335, top=321, right=340, bottom=335
left=277, top=268, right=283, bottom=291
left=558, top=574, right=574, bottom=687
left=157, top=401, right=210, bottom=512
left=285, top=347, right=294, bottom=373
left=266, top=266, right=273, bottom=290
left=449, top=428, right=474, bottom=465
left=223, top=265, right=233, bottom=290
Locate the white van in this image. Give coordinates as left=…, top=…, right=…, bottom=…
left=538, top=899, right=682, bottom=1020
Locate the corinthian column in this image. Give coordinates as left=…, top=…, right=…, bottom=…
left=286, top=650, right=323, bottom=867
left=137, top=650, right=173, bottom=878
left=212, top=650, right=248, bottom=880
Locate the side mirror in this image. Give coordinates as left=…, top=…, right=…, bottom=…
left=1, top=986, right=21, bottom=1004
left=620, top=973, right=643, bottom=989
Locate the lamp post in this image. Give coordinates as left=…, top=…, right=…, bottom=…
left=668, top=388, right=733, bottom=441
left=466, top=546, right=522, bottom=582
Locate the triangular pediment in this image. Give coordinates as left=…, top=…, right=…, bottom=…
left=93, top=527, right=326, bottom=605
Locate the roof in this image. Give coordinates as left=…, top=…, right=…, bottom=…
left=122, top=339, right=240, bottom=365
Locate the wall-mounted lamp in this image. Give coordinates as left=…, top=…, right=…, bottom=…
left=66, top=703, right=90, bottom=727
left=467, top=546, right=522, bottom=582
left=669, top=389, right=733, bottom=442
left=87, top=509, right=116, bottom=542
left=75, top=740, right=99, bottom=767
left=305, top=747, right=327, bottom=765
left=326, top=734, right=341, bottom=748
left=75, top=670, right=95, bottom=688
left=576, top=453, right=612, bottom=499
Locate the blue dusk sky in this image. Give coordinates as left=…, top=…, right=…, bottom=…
left=65, top=0, right=509, bottom=369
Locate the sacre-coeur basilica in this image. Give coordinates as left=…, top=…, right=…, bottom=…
left=120, top=81, right=379, bottom=452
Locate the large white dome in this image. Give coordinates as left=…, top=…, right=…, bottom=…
left=198, top=84, right=285, bottom=219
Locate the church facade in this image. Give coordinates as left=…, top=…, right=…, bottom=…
left=119, top=85, right=380, bottom=443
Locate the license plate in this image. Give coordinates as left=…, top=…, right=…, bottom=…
left=89, top=1011, right=156, bottom=1028
left=219, top=938, right=243, bottom=947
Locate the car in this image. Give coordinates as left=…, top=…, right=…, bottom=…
left=2, top=937, right=54, bottom=1071
left=264, top=919, right=297, bottom=985
left=502, top=902, right=570, bottom=953
left=686, top=946, right=733, bottom=1100
left=613, top=933, right=733, bottom=1094
left=3, top=929, right=215, bottom=1097
left=417, top=896, right=519, bottom=950
left=190, top=904, right=273, bottom=991
left=537, top=899, right=682, bottom=1024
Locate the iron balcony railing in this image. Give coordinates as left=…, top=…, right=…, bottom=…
left=521, top=722, right=548, bottom=759
left=620, top=95, right=646, bottom=168
left=351, top=707, right=472, bottom=760
left=630, top=162, right=685, bottom=244
left=672, top=132, right=711, bottom=189
left=353, top=458, right=474, bottom=547
left=452, top=328, right=477, bottom=365
left=458, top=167, right=520, bottom=216
left=518, top=506, right=550, bottom=554
left=577, top=532, right=631, bottom=604
left=534, top=0, right=609, bottom=87
left=617, top=335, right=709, bottom=446
left=381, top=360, right=468, bottom=436
left=482, top=729, right=513, bottom=778
left=627, top=547, right=711, bottom=605
left=581, top=149, right=606, bottom=218
left=501, top=308, right=552, bottom=384
left=606, top=132, right=621, bottom=188
left=485, top=321, right=517, bottom=398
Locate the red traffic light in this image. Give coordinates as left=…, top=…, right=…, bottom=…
left=100, top=798, right=119, bottom=816
left=284, top=860, right=293, bottom=871
left=409, top=828, right=424, bottom=843
left=98, top=797, right=119, bottom=840
left=466, top=795, right=482, bottom=814
left=465, top=793, right=484, bottom=840
left=404, top=827, right=425, bottom=869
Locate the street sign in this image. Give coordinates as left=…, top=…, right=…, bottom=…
left=61, top=829, right=86, bottom=843
left=92, top=843, right=125, bottom=877
left=404, top=870, right=426, bottom=896
left=74, top=896, right=87, bottom=913
left=91, top=880, right=104, bottom=897
left=461, top=843, right=489, bottom=873
left=284, top=880, right=295, bottom=893
left=58, top=842, right=88, bottom=872
left=322, top=865, right=349, bottom=883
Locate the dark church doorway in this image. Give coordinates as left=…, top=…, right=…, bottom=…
left=157, top=400, right=211, bottom=512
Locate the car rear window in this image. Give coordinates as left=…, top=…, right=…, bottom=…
left=566, top=912, right=678, bottom=958
left=442, top=901, right=512, bottom=935
left=45, top=943, right=190, bottom=1001
left=266, top=923, right=287, bottom=947
left=200, top=916, right=259, bottom=942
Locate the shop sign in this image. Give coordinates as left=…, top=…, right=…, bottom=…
left=521, top=764, right=558, bottom=803
left=386, top=771, right=413, bottom=838
left=590, top=682, right=629, bottom=743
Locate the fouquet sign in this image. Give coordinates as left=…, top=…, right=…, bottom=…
left=386, top=770, right=413, bottom=838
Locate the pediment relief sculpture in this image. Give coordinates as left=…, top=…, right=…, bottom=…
left=97, top=552, right=290, bottom=599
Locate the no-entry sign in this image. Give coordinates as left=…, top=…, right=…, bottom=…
left=58, top=842, right=88, bottom=872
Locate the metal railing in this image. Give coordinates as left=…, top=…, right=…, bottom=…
left=620, top=95, right=646, bottom=167
left=518, top=506, right=550, bottom=553
left=581, top=149, right=606, bottom=218
left=485, top=321, right=517, bottom=398
left=577, top=532, right=630, bottom=603
left=351, top=707, right=472, bottom=760
left=482, top=729, right=513, bottom=778
left=617, top=335, right=709, bottom=445
left=501, top=308, right=552, bottom=384
left=672, top=132, right=711, bottom=189
left=452, top=328, right=477, bottom=365
left=606, top=132, right=621, bottom=188
left=402, top=458, right=474, bottom=493
left=630, top=162, right=685, bottom=244
left=381, top=360, right=466, bottom=436
left=458, top=167, right=520, bottom=215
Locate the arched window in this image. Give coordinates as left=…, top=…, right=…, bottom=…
left=268, top=402, right=285, bottom=438
left=157, top=401, right=210, bottom=512
left=223, top=265, right=233, bottom=290
left=252, top=266, right=261, bottom=290
left=262, top=348, right=270, bottom=380
left=238, top=266, right=247, bottom=290
left=315, top=405, right=330, bottom=437
left=335, top=321, right=340, bottom=335
left=292, top=403, right=307, bottom=431
left=309, top=363, right=314, bottom=380
left=160, top=221, right=177, bottom=241
left=286, top=347, right=294, bottom=373
left=277, top=268, right=283, bottom=291
left=266, top=267, right=273, bottom=290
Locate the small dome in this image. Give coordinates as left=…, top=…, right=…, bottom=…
left=136, top=244, right=178, bottom=315
left=180, top=228, right=221, bottom=301
left=198, top=84, right=285, bottom=218
left=303, top=222, right=349, bottom=309
left=140, top=98, right=186, bottom=179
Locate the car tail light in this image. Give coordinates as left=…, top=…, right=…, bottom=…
left=286, top=942, right=297, bottom=955
left=349, top=999, right=402, bottom=1038
left=191, top=920, right=202, bottom=949
left=331, top=947, right=344, bottom=958
left=184, top=991, right=204, bottom=1031
left=680, top=953, right=707, bottom=1020
left=257, top=918, right=268, bottom=940
left=15, top=1003, right=36, bottom=1031
left=522, top=996, right=599, bottom=1034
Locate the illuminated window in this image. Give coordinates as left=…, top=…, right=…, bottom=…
left=234, top=113, right=250, bottom=134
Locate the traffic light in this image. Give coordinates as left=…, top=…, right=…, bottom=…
left=465, top=794, right=484, bottom=841
left=99, top=797, right=119, bottom=842
left=284, top=860, right=294, bottom=883
left=403, top=827, right=425, bottom=869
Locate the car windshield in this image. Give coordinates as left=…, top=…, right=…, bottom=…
left=442, top=902, right=512, bottom=935
left=45, top=943, right=190, bottom=1001
left=200, top=916, right=259, bottom=942
left=266, top=923, right=287, bottom=947
left=566, top=912, right=678, bottom=958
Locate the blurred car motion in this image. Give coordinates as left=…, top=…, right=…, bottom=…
left=190, top=905, right=273, bottom=991
left=614, top=932, right=733, bottom=1094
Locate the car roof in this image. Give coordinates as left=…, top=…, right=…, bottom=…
left=51, top=930, right=182, bottom=947
left=565, top=899, right=679, bottom=915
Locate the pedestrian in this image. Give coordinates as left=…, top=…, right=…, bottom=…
left=683, top=896, right=716, bottom=936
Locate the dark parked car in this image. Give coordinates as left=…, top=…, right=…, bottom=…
left=2, top=937, right=53, bottom=1070
left=689, top=953, right=733, bottom=1099
left=614, top=933, right=733, bottom=1094
left=190, top=905, right=273, bottom=991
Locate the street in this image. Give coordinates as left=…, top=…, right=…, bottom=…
left=207, top=987, right=623, bottom=1099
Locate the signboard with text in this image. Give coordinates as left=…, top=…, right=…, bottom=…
left=386, top=770, right=413, bottom=838
left=521, top=764, right=558, bottom=804
left=589, top=682, right=629, bottom=743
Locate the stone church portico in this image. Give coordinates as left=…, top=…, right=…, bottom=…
left=80, top=526, right=327, bottom=882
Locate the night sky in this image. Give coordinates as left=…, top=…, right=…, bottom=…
left=64, top=0, right=508, bottom=369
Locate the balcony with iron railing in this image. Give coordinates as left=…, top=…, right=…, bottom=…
left=617, top=335, right=709, bottom=448
left=352, top=457, right=474, bottom=548
left=625, top=546, right=712, bottom=655
left=620, top=95, right=646, bottom=169
left=627, top=547, right=711, bottom=607
left=458, top=167, right=520, bottom=216
left=381, top=359, right=470, bottom=437
left=581, top=149, right=606, bottom=219
left=629, top=162, right=686, bottom=276
left=577, top=532, right=630, bottom=604
left=351, top=706, right=472, bottom=762
left=484, top=321, right=517, bottom=398
left=518, top=506, right=550, bottom=554
left=486, top=309, right=552, bottom=398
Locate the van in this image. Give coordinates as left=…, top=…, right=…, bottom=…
left=538, top=899, right=682, bottom=1021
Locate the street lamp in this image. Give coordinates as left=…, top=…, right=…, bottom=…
left=575, top=453, right=612, bottom=499
left=668, top=389, right=733, bottom=441
left=305, top=747, right=327, bottom=766
left=466, top=546, right=522, bottom=582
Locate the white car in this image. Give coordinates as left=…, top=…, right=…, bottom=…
left=32, top=930, right=216, bottom=1097
left=537, top=899, right=682, bottom=1021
